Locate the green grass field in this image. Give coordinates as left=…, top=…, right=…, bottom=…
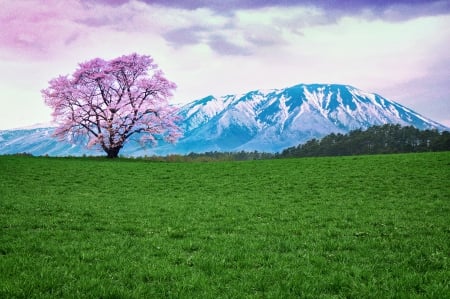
left=1, top=152, right=449, bottom=298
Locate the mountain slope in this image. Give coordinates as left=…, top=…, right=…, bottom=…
left=171, top=83, right=447, bottom=153
left=0, top=84, right=447, bottom=156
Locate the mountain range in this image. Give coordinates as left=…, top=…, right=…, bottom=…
left=0, top=83, right=448, bottom=157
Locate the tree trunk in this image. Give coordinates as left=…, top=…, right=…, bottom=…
left=105, top=146, right=121, bottom=159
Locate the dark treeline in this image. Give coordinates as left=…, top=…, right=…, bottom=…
left=280, top=124, right=450, bottom=158
left=146, top=124, right=450, bottom=161
left=142, top=150, right=275, bottom=162
left=8, top=124, right=450, bottom=161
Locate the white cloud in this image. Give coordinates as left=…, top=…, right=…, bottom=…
left=0, top=1, right=449, bottom=129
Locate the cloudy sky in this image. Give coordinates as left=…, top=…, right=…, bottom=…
left=1, top=0, right=449, bottom=129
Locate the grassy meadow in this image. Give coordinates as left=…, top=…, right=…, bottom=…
left=1, top=152, right=449, bottom=298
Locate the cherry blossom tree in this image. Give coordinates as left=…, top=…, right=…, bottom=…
left=42, top=53, right=182, bottom=158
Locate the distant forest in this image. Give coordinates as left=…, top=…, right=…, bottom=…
left=10, top=124, right=450, bottom=161
left=280, top=124, right=450, bottom=158
left=145, top=124, right=450, bottom=161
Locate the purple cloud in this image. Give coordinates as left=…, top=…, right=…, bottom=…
left=164, top=26, right=254, bottom=56
left=92, top=0, right=450, bottom=19
left=0, top=1, right=85, bottom=59
left=208, top=34, right=252, bottom=56
left=163, top=26, right=205, bottom=47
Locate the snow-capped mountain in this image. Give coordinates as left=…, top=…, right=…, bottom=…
left=0, top=84, right=448, bottom=156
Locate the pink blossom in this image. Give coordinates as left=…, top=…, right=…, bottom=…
left=42, top=53, right=182, bottom=158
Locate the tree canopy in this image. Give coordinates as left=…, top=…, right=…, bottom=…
left=42, top=53, right=182, bottom=158
left=281, top=124, right=450, bottom=158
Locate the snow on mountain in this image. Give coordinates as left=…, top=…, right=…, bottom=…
left=171, top=83, right=448, bottom=153
left=7, top=122, right=56, bottom=130
left=0, top=84, right=448, bottom=156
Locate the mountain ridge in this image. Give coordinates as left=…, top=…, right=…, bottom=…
left=0, top=83, right=448, bottom=156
